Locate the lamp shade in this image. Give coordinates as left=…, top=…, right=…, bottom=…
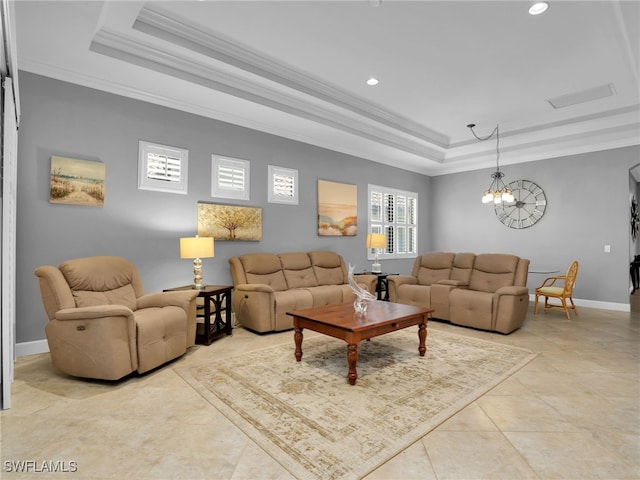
left=180, top=236, right=214, bottom=259
left=366, top=233, right=386, bottom=249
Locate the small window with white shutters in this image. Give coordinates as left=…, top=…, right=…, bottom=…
left=211, top=154, right=250, bottom=201
left=268, top=165, right=298, bottom=205
left=138, top=140, right=188, bottom=194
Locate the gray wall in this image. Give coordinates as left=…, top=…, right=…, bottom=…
left=431, top=145, right=640, bottom=304
left=17, top=72, right=431, bottom=343
left=16, top=72, right=640, bottom=345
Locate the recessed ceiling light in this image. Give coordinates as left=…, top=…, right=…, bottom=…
left=367, top=78, right=379, bottom=86
left=529, top=2, right=549, bottom=15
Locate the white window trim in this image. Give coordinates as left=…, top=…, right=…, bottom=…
left=138, top=140, right=188, bottom=194
left=268, top=165, right=298, bottom=205
left=368, top=184, right=418, bottom=261
left=211, top=154, right=250, bottom=201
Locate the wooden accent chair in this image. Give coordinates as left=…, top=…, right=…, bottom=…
left=534, top=261, right=579, bottom=319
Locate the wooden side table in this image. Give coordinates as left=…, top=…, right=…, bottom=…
left=164, top=285, right=233, bottom=345
left=359, top=272, right=398, bottom=301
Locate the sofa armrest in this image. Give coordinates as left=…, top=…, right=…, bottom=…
left=387, top=275, right=417, bottom=302
left=353, top=274, right=378, bottom=295
left=232, top=284, right=276, bottom=333
left=235, top=283, right=276, bottom=294
left=137, top=290, right=198, bottom=312
left=495, top=285, right=529, bottom=296
left=387, top=275, right=417, bottom=288
left=55, top=305, right=134, bottom=321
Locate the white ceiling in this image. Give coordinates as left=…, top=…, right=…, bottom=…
left=13, top=0, right=640, bottom=175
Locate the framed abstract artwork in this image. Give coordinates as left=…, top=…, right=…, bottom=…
left=49, top=156, right=105, bottom=207
left=197, top=202, right=262, bottom=241
left=317, top=180, right=357, bottom=236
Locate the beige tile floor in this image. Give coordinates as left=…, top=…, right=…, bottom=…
left=1, top=303, right=639, bottom=480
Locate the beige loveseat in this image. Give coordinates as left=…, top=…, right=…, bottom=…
left=229, top=251, right=376, bottom=333
left=388, top=252, right=530, bottom=334
left=35, top=256, right=198, bottom=380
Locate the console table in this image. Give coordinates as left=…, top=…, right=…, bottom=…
left=164, top=285, right=233, bottom=345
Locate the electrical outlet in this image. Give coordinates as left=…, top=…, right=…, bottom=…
left=604, top=244, right=611, bottom=253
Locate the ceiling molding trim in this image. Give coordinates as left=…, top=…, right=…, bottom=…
left=132, top=4, right=450, bottom=149
left=89, top=28, right=445, bottom=164
left=437, top=123, right=640, bottom=176
left=20, top=58, right=443, bottom=174
left=449, top=104, right=640, bottom=149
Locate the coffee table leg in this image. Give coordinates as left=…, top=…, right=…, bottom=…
left=294, top=326, right=303, bottom=362
left=347, top=343, right=358, bottom=385
left=418, top=319, right=427, bottom=356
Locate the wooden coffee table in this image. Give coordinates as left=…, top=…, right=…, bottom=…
left=287, top=301, right=433, bottom=385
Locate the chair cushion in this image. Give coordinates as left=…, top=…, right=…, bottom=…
left=135, top=306, right=187, bottom=373
left=538, top=286, right=564, bottom=296
left=60, top=257, right=139, bottom=310
left=60, top=256, right=137, bottom=292
left=72, top=284, right=137, bottom=311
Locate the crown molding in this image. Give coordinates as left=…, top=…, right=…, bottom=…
left=133, top=3, right=450, bottom=148
left=89, top=28, right=446, bottom=163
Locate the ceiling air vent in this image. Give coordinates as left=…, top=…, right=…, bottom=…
left=547, top=84, right=615, bottom=109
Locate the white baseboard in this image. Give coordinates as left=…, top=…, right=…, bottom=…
left=15, top=339, right=49, bottom=357
left=528, top=295, right=630, bottom=312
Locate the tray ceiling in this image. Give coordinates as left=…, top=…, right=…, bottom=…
left=14, top=0, right=640, bottom=175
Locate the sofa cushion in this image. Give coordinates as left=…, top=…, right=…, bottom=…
left=240, top=253, right=288, bottom=292
left=414, top=252, right=455, bottom=285
left=450, top=252, right=476, bottom=283
left=305, top=285, right=344, bottom=306
left=309, top=251, right=346, bottom=286
left=468, top=254, right=520, bottom=293
left=279, top=253, right=318, bottom=289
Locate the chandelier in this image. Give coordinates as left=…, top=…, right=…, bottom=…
left=467, top=123, right=514, bottom=204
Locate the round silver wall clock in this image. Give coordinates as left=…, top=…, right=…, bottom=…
left=494, top=179, right=547, bottom=229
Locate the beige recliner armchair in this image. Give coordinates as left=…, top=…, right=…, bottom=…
left=35, top=256, right=198, bottom=380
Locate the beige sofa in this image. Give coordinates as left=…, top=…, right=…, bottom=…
left=228, top=251, right=377, bottom=333
left=388, top=252, right=530, bottom=334
left=35, top=256, right=198, bottom=380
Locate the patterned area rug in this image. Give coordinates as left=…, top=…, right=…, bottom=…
left=175, top=329, right=537, bottom=480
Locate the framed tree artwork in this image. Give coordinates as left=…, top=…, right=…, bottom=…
left=197, top=202, right=262, bottom=241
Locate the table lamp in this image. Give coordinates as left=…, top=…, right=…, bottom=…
left=366, top=233, right=386, bottom=273
left=180, top=235, right=214, bottom=289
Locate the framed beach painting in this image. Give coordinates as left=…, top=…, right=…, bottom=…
left=49, top=156, right=105, bottom=207
left=317, top=180, right=357, bottom=236
left=197, top=202, right=262, bottom=241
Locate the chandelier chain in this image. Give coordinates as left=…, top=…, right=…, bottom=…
left=468, top=124, right=501, bottom=171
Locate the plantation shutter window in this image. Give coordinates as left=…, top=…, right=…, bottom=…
left=138, top=141, right=188, bottom=194
left=211, top=155, right=251, bottom=201
left=147, top=153, right=181, bottom=182
left=368, top=185, right=418, bottom=260
left=268, top=165, right=298, bottom=204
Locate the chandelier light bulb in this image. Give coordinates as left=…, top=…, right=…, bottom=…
left=502, top=190, right=515, bottom=203
left=482, top=191, right=493, bottom=203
